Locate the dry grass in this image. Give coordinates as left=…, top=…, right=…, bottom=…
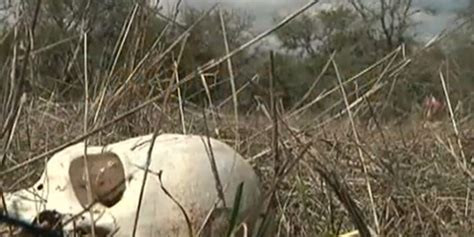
left=1, top=0, right=473, bottom=236
left=2, top=93, right=474, bottom=236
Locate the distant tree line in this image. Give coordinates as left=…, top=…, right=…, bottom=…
left=0, top=0, right=473, bottom=122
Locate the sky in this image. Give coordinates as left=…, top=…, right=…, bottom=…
left=157, top=0, right=470, bottom=43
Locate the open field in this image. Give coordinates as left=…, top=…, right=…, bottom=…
left=2, top=96, right=474, bottom=236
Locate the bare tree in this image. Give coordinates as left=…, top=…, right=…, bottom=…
left=349, top=0, right=418, bottom=50
left=275, top=6, right=358, bottom=57
left=459, top=0, right=474, bottom=29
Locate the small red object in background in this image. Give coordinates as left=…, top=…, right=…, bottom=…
left=423, top=95, right=445, bottom=121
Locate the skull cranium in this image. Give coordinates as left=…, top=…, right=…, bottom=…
left=1, top=133, right=263, bottom=237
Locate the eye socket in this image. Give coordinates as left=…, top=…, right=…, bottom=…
left=37, top=184, right=44, bottom=190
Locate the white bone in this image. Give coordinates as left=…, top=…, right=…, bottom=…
left=1, top=133, right=263, bottom=236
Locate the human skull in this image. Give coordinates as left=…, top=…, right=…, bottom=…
left=1, top=133, right=263, bottom=236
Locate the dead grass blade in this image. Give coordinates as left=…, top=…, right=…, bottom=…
left=156, top=170, right=194, bottom=237
left=131, top=63, right=176, bottom=237
left=219, top=8, right=240, bottom=148
left=201, top=105, right=227, bottom=208
left=332, top=58, right=379, bottom=234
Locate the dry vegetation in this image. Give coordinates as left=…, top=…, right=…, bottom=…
left=1, top=0, right=473, bottom=236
